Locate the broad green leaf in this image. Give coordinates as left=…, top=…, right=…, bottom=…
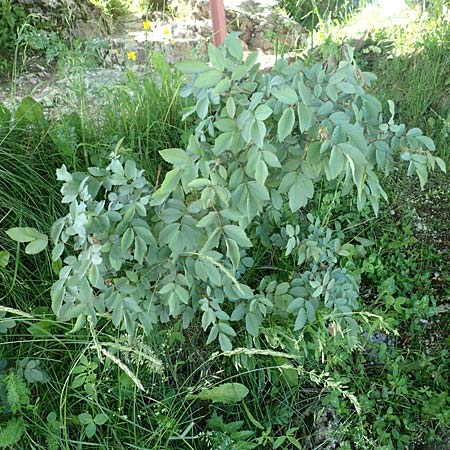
left=254, top=104, right=272, bottom=121
left=298, top=103, right=314, bottom=133
left=86, top=422, right=97, bottom=438
left=288, top=174, right=313, bottom=212
left=0, top=103, right=11, bottom=126
left=94, top=413, right=108, bottom=426
left=219, top=333, right=232, bottom=351
left=278, top=108, right=295, bottom=142
left=245, top=312, right=259, bottom=336
left=214, top=118, right=236, bottom=132
left=416, top=135, right=435, bottom=151
left=224, top=225, right=252, bottom=248
left=329, top=146, right=346, bottom=179
left=121, top=228, right=135, bottom=251
left=208, top=43, right=225, bottom=71
left=6, top=227, right=47, bottom=243
left=150, top=168, right=182, bottom=205
left=213, top=77, right=232, bottom=94
left=0, top=251, right=10, bottom=268
left=435, top=157, right=446, bottom=172
left=263, top=150, right=281, bottom=168
left=255, top=159, right=268, bottom=184
left=159, top=148, right=189, bottom=165
left=194, top=70, right=223, bottom=89
left=78, top=413, right=92, bottom=425
left=251, top=119, right=266, bottom=148
left=175, top=60, right=210, bottom=73
left=196, top=96, right=209, bottom=119
left=25, top=238, right=49, bottom=255
left=225, top=237, right=241, bottom=269
left=188, top=382, right=249, bottom=404
left=218, top=322, right=236, bottom=337
left=294, top=307, right=307, bottom=330
left=15, top=97, right=45, bottom=126
left=225, top=34, right=243, bottom=61
left=272, top=86, right=298, bottom=105
left=226, top=96, right=236, bottom=118
left=231, top=64, right=248, bottom=81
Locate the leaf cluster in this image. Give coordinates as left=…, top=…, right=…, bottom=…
left=7, top=36, right=444, bottom=352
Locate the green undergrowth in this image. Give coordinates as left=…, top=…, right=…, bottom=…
left=0, top=27, right=449, bottom=450
left=308, top=9, right=450, bottom=158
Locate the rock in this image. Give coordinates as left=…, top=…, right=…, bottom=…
left=12, top=0, right=114, bottom=39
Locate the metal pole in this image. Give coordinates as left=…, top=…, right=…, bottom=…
left=209, top=0, right=227, bottom=46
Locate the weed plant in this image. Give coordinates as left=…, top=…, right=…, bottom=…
left=1, top=18, right=449, bottom=450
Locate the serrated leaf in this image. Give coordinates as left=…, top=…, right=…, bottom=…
left=278, top=108, right=295, bottom=142
left=188, top=383, right=248, bottom=404
left=288, top=174, right=313, bottom=212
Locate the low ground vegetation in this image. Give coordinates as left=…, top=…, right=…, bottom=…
left=0, top=1, right=449, bottom=449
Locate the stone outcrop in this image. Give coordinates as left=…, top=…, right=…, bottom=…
left=12, top=0, right=114, bottom=39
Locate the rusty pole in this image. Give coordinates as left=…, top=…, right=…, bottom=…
left=209, top=0, right=227, bottom=46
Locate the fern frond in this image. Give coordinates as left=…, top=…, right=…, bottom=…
left=5, top=373, right=29, bottom=413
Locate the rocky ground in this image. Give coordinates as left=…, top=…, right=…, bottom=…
left=0, top=0, right=306, bottom=110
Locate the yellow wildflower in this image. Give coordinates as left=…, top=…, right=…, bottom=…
left=143, top=20, right=151, bottom=31
left=127, top=51, right=137, bottom=61
left=162, top=26, right=171, bottom=36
